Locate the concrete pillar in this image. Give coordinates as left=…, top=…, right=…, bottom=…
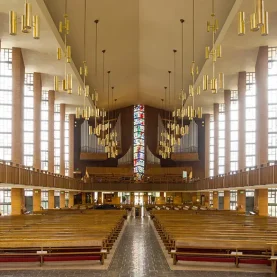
left=224, top=90, right=231, bottom=173
left=33, top=189, right=41, bottom=212
left=69, top=191, right=75, bottom=208
left=60, top=104, right=65, bottom=175
left=69, top=114, right=75, bottom=178
left=204, top=114, right=210, bottom=178
left=213, top=191, right=219, bottom=209
left=257, top=189, right=268, bottom=216
left=143, top=193, right=148, bottom=205
left=237, top=190, right=246, bottom=212
left=11, top=188, right=23, bottom=215
left=91, top=192, right=95, bottom=204
left=82, top=192, right=86, bottom=204
left=213, top=104, right=219, bottom=176
left=256, top=46, right=268, bottom=165
left=48, top=190, right=54, bottom=209
left=48, top=90, right=55, bottom=173
left=98, top=192, right=102, bottom=204
left=130, top=192, right=135, bottom=205
left=12, top=48, right=24, bottom=165
left=238, top=72, right=246, bottom=170
left=224, top=191, right=230, bottom=210
left=33, top=72, right=41, bottom=170
left=60, top=191, right=65, bottom=208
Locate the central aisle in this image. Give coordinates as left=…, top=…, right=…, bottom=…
left=0, top=217, right=273, bottom=277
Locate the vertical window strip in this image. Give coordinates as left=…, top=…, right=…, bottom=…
left=41, top=91, right=48, bottom=170
left=230, top=90, right=239, bottom=171
left=268, top=47, right=277, bottom=163
left=65, top=114, right=69, bottom=176
left=218, top=104, right=225, bottom=174
left=133, top=105, right=145, bottom=180
left=209, top=115, right=214, bottom=177
left=0, top=49, right=12, bottom=162
left=230, top=190, right=237, bottom=210
left=268, top=188, right=277, bottom=217
left=54, top=104, right=60, bottom=174
left=24, top=73, right=34, bottom=167
left=245, top=72, right=256, bottom=168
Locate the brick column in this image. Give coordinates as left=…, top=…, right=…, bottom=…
left=204, top=114, right=210, bottom=178
left=69, top=191, right=75, bottom=207
left=48, top=90, right=55, bottom=173
left=223, top=191, right=230, bottom=210
left=257, top=189, right=268, bottom=216
left=12, top=48, right=25, bottom=165
left=11, top=188, right=23, bottom=215
left=60, top=104, right=65, bottom=175
left=238, top=72, right=246, bottom=170
left=213, top=104, right=219, bottom=176
left=213, top=191, right=219, bottom=209
left=33, top=72, right=41, bottom=170
left=69, top=114, right=75, bottom=178
left=60, top=191, right=65, bottom=208
left=33, top=189, right=41, bottom=212
left=256, top=46, right=268, bottom=165
left=224, top=90, right=231, bottom=173
left=237, top=190, right=246, bottom=212
left=48, top=190, right=54, bottom=209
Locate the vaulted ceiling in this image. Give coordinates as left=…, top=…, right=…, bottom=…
left=0, top=0, right=277, bottom=113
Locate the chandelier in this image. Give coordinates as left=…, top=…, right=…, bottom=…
left=238, top=0, right=268, bottom=36
left=203, top=0, right=224, bottom=94
left=186, top=0, right=202, bottom=120
left=54, top=0, right=72, bottom=94
left=159, top=87, right=171, bottom=159
left=9, top=0, right=40, bottom=39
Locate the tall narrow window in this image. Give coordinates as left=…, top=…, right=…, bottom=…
left=209, top=115, right=214, bottom=177
left=41, top=91, right=48, bottom=170
left=230, top=90, right=239, bottom=171
left=268, top=189, right=277, bottom=217
left=0, top=49, right=12, bottom=161
left=268, top=47, right=277, bottom=163
left=218, top=104, right=225, bottom=174
left=41, top=191, right=48, bottom=209
left=54, top=104, right=60, bottom=174
left=24, top=73, right=34, bottom=167
left=65, top=114, right=69, bottom=176
left=230, top=190, right=237, bottom=210
left=245, top=72, right=256, bottom=167
left=0, top=189, right=11, bottom=215
left=133, top=105, right=145, bottom=179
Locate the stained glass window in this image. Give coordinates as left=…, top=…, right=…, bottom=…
left=133, top=105, right=145, bottom=179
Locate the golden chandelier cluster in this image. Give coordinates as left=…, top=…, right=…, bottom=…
left=203, top=0, right=224, bottom=94
left=9, top=0, right=40, bottom=39
left=238, top=0, right=268, bottom=36
left=54, top=0, right=72, bottom=94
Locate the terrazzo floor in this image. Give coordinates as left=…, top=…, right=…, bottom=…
left=0, top=216, right=275, bottom=277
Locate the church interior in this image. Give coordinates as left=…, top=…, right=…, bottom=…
left=0, top=0, right=277, bottom=276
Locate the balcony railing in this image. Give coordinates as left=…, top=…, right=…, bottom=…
left=0, top=160, right=83, bottom=191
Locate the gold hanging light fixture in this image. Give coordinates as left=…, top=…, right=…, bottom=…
left=203, top=0, right=224, bottom=94
left=186, top=0, right=203, bottom=120
left=9, top=0, right=40, bottom=39
left=177, top=19, right=189, bottom=137
left=238, top=0, right=268, bottom=36
left=54, top=0, right=73, bottom=94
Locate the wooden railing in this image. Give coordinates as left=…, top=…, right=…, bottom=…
left=187, top=163, right=277, bottom=191
left=1, top=160, right=276, bottom=192
left=0, top=160, right=83, bottom=191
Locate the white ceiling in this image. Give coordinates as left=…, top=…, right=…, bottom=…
left=0, top=0, right=277, bottom=113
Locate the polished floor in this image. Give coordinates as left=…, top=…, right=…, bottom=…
left=0, top=216, right=275, bottom=277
